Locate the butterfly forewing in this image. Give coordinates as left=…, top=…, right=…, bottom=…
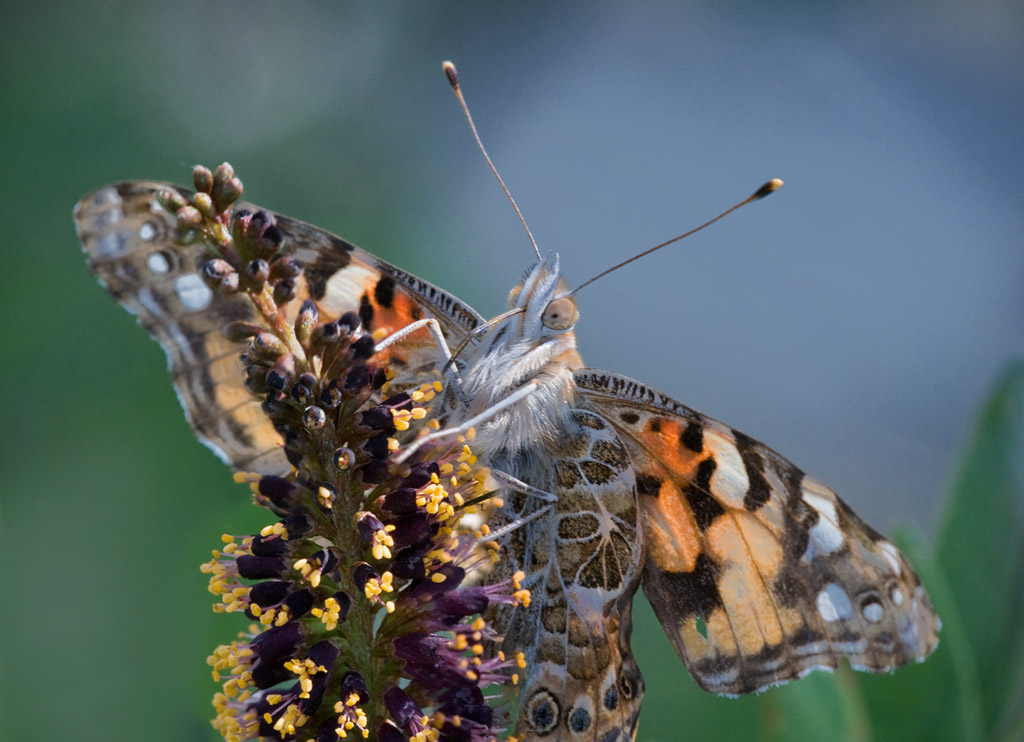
left=75, top=182, right=481, bottom=474
left=76, top=182, right=292, bottom=474
left=575, top=368, right=940, bottom=695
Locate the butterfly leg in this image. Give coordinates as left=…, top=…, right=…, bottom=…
left=477, top=470, right=557, bottom=543
left=478, top=503, right=554, bottom=543
left=393, top=379, right=541, bottom=464
left=488, top=468, right=558, bottom=503
left=373, top=317, right=467, bottom=402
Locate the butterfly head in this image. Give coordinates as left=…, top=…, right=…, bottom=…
left=507, top=253, right=579, bottom=340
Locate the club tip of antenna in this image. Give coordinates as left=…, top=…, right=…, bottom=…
left=752, top=178, right=784, bottom=201
left=442, top=60, right=459, bottom=89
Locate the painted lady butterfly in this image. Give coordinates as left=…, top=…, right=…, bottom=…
left=75, top=87, right=938, bottom=742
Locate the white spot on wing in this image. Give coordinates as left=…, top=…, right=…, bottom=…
left=879, top=541, right=902, bottom=575
left=891, top=587, right=905, bottom=606
left=706, top=437, right=749, bottom=508
left=174, top=273, right=212, bottom=311
left=138, top=222, right=157, bottom=241
left=802, top=490, right=844, bottom=559
left=322, top=264, right=379, bottom=316
left=94, top=231, right=128, bottom=259
left=146, top=251, right=169, bottom=274
left=816, top=583, right=853, bottom=622
left=863, top=602, right=884, bottom=623
left=92, top=206, right=123, bottom=228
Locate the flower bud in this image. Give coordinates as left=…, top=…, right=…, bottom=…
left=192, top=165, right=214, bottom=194
left=303, top=405, right=327, bottom=430
left=193, top=191, right=214, bottom=218
left=157, top=188, right=189, bottom=213
left=246, top=258, right=270, bottom=285
left=294, top=300, right=318, bottom=345
left=273, top=278, right=297, bottom=305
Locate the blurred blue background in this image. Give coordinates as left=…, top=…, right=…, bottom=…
left=2, top=2, right=1021, bottom=740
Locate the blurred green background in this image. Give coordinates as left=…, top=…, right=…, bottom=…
left=2, top=2, right=1022, bottom=741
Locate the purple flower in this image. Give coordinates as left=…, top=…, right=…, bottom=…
left=169, top=163, right=525, bottom=741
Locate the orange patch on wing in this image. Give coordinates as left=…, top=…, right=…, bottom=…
left=707, top=515, right=784, bottom=649
left=678, top=617, right=715, bottom=662
left=702, top=607, right=739, bottom=655
left=641, top=419, right=704, bottom=478
left=735, top=512, right=784, bottom=581
left=372, top=289, right=426, bottom=336
left=640, top=478, right=701, bottom=573
left=775, top=603, right=810, bottom=638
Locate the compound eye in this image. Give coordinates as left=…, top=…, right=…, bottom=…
left=541, top=296, right=578, bottom=330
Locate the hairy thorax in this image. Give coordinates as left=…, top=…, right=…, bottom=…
left=456, top=336, right=583, bottom=463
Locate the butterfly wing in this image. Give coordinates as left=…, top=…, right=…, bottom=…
left=75, top=181, right=483, bottom=474
left=575, top=369, right=940, bottom=696
left=487, top=408, right=646, bottom=741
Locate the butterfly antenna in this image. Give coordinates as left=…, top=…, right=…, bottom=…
left=567, top=178, right=784, bottom=296
left=444, top=61, right=542, bottom=261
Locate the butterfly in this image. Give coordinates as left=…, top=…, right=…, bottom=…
left=76, top=179, right=939, bottom=742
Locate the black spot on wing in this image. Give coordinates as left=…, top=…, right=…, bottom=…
left=569, top=707, right=592, bottom=733
left=771, top=562, right=807, bottom=608
left=680, top=422, right=704, bottom=452
left=302, top=236, right=354, bottom=301
left=619, top=410, right=640, bottom=425
left=603, top=685, right=618, bottom=710
left=635, top=473, right=663, bottom=497
left=685, top=457, right=724, bottom=530
left=526, top=691, right=559, bottom=734
left=358, top=293, right=374, bottom=330
left=373, top=275, right=396, bottom=308
left=651, top=552, right=723, bottom=621
left=733, top=430, right=771, bottom=512
left=781, top=468, right=816, bottom=558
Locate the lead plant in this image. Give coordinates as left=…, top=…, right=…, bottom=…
left=168, top=164, right=527, bottom=742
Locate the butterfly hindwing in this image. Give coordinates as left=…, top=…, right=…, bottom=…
left=486, top=407, right=645, bottom=740
left=75, top=182, right=481, bottom=474
left=575, top=368, right=940, bottom=695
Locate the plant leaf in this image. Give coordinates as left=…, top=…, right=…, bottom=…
left=934, top=362, right=1024, bottom=737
